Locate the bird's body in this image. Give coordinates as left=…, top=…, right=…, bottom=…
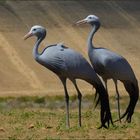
left=24, top=25, right=113, bottom=128
left=76, top=15, right=139, bottom=123
left=39, top=44, right=100, bottom=83
left=89, top=47, right=136, bottom=82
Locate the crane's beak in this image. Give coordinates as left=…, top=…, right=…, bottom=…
left=23, top=32, right=33, bottom=40
left=75, top=19, right=87, bottom=26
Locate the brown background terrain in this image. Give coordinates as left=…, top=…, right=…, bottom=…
left=0, top=0, right=140, bottom=97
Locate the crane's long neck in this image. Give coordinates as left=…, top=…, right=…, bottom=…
left=87, top=22, right=100, bottom=54
left=33, top=37, right=44, bottom=62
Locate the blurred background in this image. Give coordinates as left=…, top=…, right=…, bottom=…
left=0, top=0, right=140, bottom=97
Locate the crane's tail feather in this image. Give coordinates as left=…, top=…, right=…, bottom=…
left=93, top=89, right=100, bottom=110
left=94, top=96, right=100, bottom=110
left=93, top=83, right=113, bottom=128
left=114, top=80, right=139, bottom=123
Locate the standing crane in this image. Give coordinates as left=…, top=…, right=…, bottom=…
left=76, top=15, right=139, bottom=123
left=23, top=25, right=113, bottom=128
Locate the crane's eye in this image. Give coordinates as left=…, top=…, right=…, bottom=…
left=89, top=17, right=92, bottom=19
left=33, top=28, right=36, bottom=31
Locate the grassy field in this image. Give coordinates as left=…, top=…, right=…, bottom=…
left=0, top=95, right=139, bottom=139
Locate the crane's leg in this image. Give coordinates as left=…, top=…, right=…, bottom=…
left=103, top=79, right=110, bottom=127
left=114, top=80, right=121, bottom=123
left=60, top=77, right=70, bottom=128
left=72, top=80, right=82, bottom=127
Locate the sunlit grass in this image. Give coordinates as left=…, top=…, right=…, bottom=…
left=0, top=95, right=139, bottom=139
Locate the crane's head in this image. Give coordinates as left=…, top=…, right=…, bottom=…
left=24, top=25, right=46, bottom=40
left=76, top=15, right=100, bottom=26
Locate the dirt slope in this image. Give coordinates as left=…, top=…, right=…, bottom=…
left=0, top=0, right=140, bottom=97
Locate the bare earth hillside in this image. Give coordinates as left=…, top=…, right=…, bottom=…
left=0, top=0, right=140, bottom=97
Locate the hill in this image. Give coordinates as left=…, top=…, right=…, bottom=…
left=0, top=0, right=140, bottom=97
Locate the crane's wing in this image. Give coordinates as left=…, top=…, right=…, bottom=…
left=90, top=48, right=136, bottom=81
left=39, top=44, right=100, bottom=82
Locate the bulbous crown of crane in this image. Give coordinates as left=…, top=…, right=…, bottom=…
left=76, top=15, right=100, bottom=25
left=24, top=25, right=46, bottom=40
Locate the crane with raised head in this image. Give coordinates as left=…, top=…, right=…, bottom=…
left=76, top=15, right=139, bottom=123
left=23, top=25, right=113, bottom=128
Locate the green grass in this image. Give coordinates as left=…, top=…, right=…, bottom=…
left=0, top=0, right=6, bottom=4
left=0, top=95, right=139, bottom=139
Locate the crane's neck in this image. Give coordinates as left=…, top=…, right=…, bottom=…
left=87, top=22, right=100, bottom=54
left=33, top=36, right=44, bottom=62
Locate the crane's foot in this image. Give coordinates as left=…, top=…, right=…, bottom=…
left=66, top=121, right=70, bottom=129
left=119, top=119, right=122, bottom=123
left=66, top=125, right=70, bottom=129
left=98, top=124, right=108, bottom=129
left=125, top=117, right=131, bottom=123
left=78, top=123, right=82, bottom=127
left=114, top=117, right=122, bottom=123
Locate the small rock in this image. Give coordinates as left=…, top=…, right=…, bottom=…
left=28, top=124, right=35, bottom=129
left=41, top=127, right=47, bottom=131
left=0, top=127, right=5, bottom=132
left=46, top=126, right=53, bottom=129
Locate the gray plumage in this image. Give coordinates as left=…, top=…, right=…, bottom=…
left=24, top=25, right=113, bottom=128
left=76, top=15, right=139, bottom=123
